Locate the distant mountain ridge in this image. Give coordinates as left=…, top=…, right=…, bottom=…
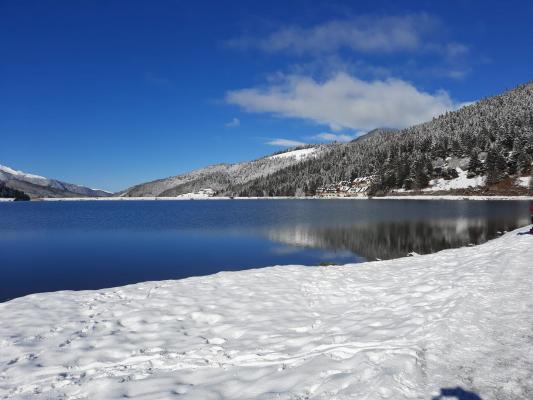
left=120, top=146, right=324, bottom=197
left=0, top=164, right=112, bottom=199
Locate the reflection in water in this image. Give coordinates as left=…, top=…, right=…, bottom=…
left=0, top=200, right=530, bottom=300
left=267, top=216, right=530, bottom=261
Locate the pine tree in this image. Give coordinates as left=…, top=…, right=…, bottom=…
left=486, top=147, right=507, bottom=185
left=410, top=156, right=430, bottom=189
left=517, top=152, right=532, bottom=174
left=507, top=151, right=519, bottom=175
left=467, top=150, right=483, bottom=178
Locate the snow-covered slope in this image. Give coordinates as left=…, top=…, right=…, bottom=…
left=0, top=165, right=47, bottom=181
left=425, top=168, right=486, bottom=191
left=0, top=164, right=112, bottom=198
left=121, top=146, right=324, bottom=197
left=268, top=147, right=318, bottom=161
left=1, top=227, right=532, bottom=399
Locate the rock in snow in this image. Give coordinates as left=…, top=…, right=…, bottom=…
left=1, top=228, right=533, bottom=399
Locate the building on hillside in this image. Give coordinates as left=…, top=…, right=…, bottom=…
left=316, top=184, right=337, bottom=196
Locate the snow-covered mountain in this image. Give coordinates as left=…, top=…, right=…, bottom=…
left=0, top=164, right=112, bottom=199
left=120, top=145, right=324, bottom=197
left=229, top=80, right=533, bottom=197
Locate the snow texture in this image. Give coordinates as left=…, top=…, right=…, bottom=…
left=1, top=228, right=533, bottom=399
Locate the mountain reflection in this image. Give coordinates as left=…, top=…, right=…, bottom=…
left=267, top=217, right=529, bottom=261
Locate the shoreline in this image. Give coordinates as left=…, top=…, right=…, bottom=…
left=27, top=194, right=533, bottom=201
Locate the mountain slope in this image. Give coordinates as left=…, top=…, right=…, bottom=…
left=120, top=145, right=324, bottom=197
left=350, top=127, right=399, bottom=143
left=0, top=165, right=112, bottom=199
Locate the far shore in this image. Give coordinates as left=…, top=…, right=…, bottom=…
left=22, top=194, right=533, bottom=201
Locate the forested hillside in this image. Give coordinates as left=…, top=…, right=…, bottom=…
left=0, top=183, right=30, bottom=201
left=226, top=81, right=533, bottom=196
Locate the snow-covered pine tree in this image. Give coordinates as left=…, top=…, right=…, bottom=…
left=467, top=149, right=483, bottom=178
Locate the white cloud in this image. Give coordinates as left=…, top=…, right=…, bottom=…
left=225, top=117, right=240, bottom=128
left=312, top=132, right=355, bottom=142
left=226, top=73, right=467, bottom=131
left=266, top=138, right=307, bottom=147
left=226, top=14, right=439, bottom=55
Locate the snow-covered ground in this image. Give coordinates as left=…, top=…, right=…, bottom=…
left=516, top=176, right=532, bottom=188
left=424, top=168, right=485, bottom=192
left=1, top=228, right=533, bottom=399
left=268, top=147, right=318, bottom=161
left=173, top=188, right=216, bottom=199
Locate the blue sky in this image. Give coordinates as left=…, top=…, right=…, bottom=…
left=1, top=0, right=533, bottom=192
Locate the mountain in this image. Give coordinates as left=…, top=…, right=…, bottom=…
left=120, top=146, right=324, bottom=197
left=0, top=165, right=112, bottom=199
left=226, top=81, right=533, bottom=196
left=105, top=80, right=533, bottom=198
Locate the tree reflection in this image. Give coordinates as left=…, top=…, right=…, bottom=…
left=267, top=217, right=529, bottom=261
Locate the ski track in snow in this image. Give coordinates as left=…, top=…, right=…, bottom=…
left=1, top=228, right=533, bottom=399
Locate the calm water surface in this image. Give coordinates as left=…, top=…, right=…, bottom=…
left=0, top=199, right=529, bottom=301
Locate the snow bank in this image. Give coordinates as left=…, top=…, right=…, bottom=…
left=516, top=176, right=532, bottom=188
left=1, top=229, right=533, bottom=399
left=425, top=168, right=485, bottom=191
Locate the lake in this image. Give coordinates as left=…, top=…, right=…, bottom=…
left=0, top=199, right=530, bottom=301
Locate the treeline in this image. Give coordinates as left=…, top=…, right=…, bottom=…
left=226, top=81, right=533, bottom=196
left=0, top=183, right=30, bottom=200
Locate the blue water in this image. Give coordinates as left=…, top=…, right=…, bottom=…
left=0, top=199, right=529, bottom=301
